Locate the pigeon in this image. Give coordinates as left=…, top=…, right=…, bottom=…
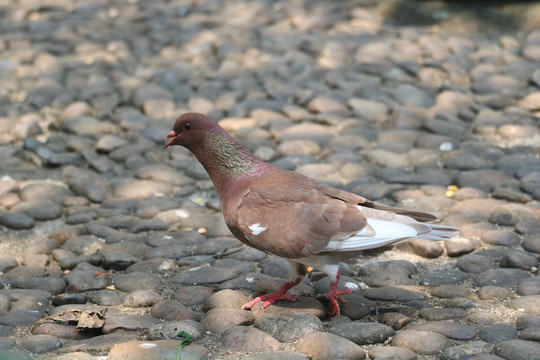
left=163, top=113, right=458, bottom=316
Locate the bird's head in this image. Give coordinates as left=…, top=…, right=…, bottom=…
left=162, top=112, right=218, bottom=149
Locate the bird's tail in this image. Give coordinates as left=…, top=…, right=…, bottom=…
left=416, top=223, right=459, bottom=241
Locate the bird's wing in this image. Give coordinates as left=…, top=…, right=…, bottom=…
left=230, top=171, right=455, bottom=258
left=232, top=179, right=368, bottom=259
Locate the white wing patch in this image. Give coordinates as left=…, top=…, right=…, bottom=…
left=326, top=217, right=421, bottom=251
left=248, top=223, right=267, bottom=235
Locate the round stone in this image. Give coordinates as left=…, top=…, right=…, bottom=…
left=254, top=312, right=324, bottom=343
left=329, top=322, right=395, bottom=345
left=295, top=332, right=366, bottom=360
left=392, top=330, right=452, bottom=355
left=0, top=212, right=35, bottom=230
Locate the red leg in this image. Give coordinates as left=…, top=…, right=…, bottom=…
left=328, top=268, right=352, bottom=317
left=243, top=277, right=303, bottom=309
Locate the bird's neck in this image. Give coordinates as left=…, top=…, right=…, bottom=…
left=190, top=129, right=270, bottom=196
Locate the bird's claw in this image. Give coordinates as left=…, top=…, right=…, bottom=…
left=328, top=287, right=353, bottom=317
left=243, top=293, right=298, bottom=310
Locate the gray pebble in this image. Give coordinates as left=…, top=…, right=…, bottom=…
left=364, top=286, right=426, bottom=302
left=254, top=312, right=324, bottom=343
left=329, top=322, right=395, bottom=345
left=296, top=331, right=365, bottom=360
left=494, top=339, right=540, bottom=360
left=0, top=212, right=35, bottom=230
left=392, top=330, right=452, bottom=355
left=478, top=323, right=518, bottom=343
left=21, top=334, right=61, bottom=354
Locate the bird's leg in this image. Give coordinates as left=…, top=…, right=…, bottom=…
left=328, top=268, right=352, bottom=317
left=243, top=261, right=306, bottom=310
left=243, top=277, right=303, bottom=309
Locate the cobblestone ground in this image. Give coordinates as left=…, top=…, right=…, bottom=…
left=0, top=0, right=539, bottom=359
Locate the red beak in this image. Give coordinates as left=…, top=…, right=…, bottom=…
left=162, top=130, right=178, bottom=149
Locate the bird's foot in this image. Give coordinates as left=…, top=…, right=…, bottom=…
left=243, top=277, right=302, bottom=310
left=328, top=287, right=352, bottom=316
left=327, top=268, right=352, bottom=317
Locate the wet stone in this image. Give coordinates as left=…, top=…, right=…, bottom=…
left=329, top=322, right=395, bottom=345
left=478, top=323, right=518, bottom=343
left=392, top=330, right=452, bottom=355
left=295, top=332, right=366, bottom=360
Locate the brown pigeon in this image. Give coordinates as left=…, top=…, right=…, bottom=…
left=164, top=113, right=458, bottom=316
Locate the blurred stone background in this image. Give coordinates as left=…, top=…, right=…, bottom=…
left=0, top=0, right=539, bottom=359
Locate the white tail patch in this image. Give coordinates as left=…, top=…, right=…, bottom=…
left=248, top=223, right=267, bottom=235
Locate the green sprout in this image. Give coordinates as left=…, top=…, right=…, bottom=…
left=176, top=331, right=194, bottom=360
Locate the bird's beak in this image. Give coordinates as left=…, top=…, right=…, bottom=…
left=162, top=130, right=178, bottom=149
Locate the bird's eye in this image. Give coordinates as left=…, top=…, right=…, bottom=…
left=183, top=123, right=192, bottom=131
